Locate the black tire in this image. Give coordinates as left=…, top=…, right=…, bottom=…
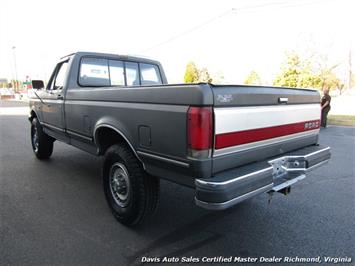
left=103, top=144, right=160, bottom=226
left=31, top=118, right=54, bottom=159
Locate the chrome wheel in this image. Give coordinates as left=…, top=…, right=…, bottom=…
left=109, top=163, right=130, bottom=207
left=32, top=125, right=39, bottom=153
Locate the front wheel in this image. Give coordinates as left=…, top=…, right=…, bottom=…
left=103, top=144, right=160, bottom=226
left=31, top=118, right=54, bottom=159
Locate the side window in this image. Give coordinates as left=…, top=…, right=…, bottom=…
left=79, top=58, right=110, bottom=86
left=125, top=62, right=139, bottom=86
left=109, top=60, right=125, bottom=86
left=53, top=62, right=68, bottom=90
left=140, top=63, right=162, bottom=85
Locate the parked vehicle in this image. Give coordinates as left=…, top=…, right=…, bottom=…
left=29, top=52, right=331, bottom=225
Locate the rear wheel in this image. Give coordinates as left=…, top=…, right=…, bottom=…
left=31, top=118, right=54, bottom=159
left=103, top=144, right=160, bottom=225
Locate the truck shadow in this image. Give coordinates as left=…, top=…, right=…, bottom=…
left=125, top=181, right=257, bottom=265
left=44, top=144, right=257, bottom=265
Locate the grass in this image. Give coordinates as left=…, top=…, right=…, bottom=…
left=328, top=115, right=355, bottom=127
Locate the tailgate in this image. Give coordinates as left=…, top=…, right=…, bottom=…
left=211, top=85, right=321, bottom=174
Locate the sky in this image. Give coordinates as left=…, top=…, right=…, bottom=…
left=0, top=0, right=354, bottom=84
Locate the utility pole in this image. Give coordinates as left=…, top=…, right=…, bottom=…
left=12, top=46, right=18, bottom=93
left=349, top=50, right=352, bottom=90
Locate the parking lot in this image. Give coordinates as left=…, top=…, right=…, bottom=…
left=0, top=100, right=354, bottom=265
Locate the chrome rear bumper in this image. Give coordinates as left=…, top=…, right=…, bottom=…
left=195, top=145, right=331, bottom=210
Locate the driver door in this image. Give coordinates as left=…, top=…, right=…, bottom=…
left=42, top=60, right=68, bottom=133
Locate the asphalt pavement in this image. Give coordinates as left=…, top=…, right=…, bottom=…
left=0, top=100, right=354, bottom=265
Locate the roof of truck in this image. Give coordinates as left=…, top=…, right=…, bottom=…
left=61, top=51, right=161, bottom=65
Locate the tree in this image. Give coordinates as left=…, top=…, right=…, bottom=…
left=244, top=70, right=262, bottom=85
left=184, top=62, right=199, bottom=83
left=273, top=51, right=342, bottom=90
left=184, top=62, right=213, bottom=83
left=273, top=52, right=319, bottom=88
left=198, top=68, right=213, bottom=83
left=319, top=70, right=343, bottom=91
left=273, top=52, right=300, bottom=87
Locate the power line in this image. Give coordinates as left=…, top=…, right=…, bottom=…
left=141, top=8, right=236, bottom=53
left=142, top=0, right=330, bottom=53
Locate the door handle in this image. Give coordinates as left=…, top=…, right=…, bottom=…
left=57, top=95, right=64, bottom=100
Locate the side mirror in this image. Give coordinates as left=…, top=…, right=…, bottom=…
left=32, top=80, right=45, bottom=90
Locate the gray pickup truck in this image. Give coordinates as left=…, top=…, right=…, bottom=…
left=29, top=51, right=331, bottom=225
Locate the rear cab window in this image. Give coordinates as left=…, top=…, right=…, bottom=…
left=108, top=60, right=125, bottom=86
left=79, top=58, right=110, bottom=86
left=125, top=62, right=139, bottom=86
left=78, top=56, right=162, bottom=87
left=139, top=63, right=162, bottom=85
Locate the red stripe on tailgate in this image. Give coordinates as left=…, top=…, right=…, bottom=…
left=215, top=120, right=320, bottom=149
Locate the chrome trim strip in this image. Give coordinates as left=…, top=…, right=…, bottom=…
left=195, top=166, right=273, bottom=189
left=213, top=130, right=319, bottom=157
left=195, top=183, right=273, bottom=210
left=304, top=147, right=331, bottom=159
left=276, top=147, right=331, bottom=160
left=137, top=151, right=189, bottom=168
left=93, top=124, right=145, bottom=170
left=41, top=122, right=65, bottom=132
left=66, top=129, right=93, bottom=142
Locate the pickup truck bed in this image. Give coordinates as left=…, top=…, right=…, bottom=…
left=29, top=51, right=330, bottom=225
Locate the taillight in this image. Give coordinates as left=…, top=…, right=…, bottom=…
left=187, top=107, right=213, bottom=158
